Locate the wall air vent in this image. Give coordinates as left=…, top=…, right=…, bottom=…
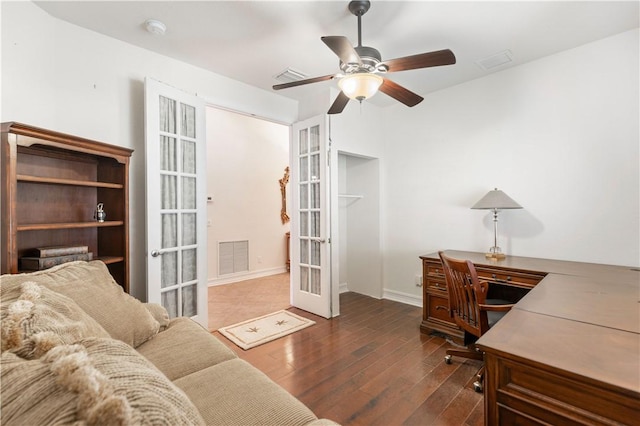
left=475, top=50, right=513, bottom=71
left=274, top=67, right=308, bottom=83
left=219, top=240, right=249, bottom=275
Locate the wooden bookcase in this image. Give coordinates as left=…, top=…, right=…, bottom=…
left=1, top=122, right=133, bottom=292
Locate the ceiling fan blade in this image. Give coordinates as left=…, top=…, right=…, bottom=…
left=379, top=78, right=424, bottom=107
left=273, top=74, right=336, bottom=90
left=381, top=49, right=456, bottom=73
left=328, top=92, right=350, bottom=115
left=321, top=36, right=362, bottom=66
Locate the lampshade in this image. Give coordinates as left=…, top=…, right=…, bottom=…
left=338, top=73, right=383, bottom=101
left=471, top=188, right=522, bottom=210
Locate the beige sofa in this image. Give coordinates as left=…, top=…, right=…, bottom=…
left=0, top=261, right=338, bottom=425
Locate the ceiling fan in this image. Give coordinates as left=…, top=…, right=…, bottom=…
left=272, top=0, right=456, bottom=114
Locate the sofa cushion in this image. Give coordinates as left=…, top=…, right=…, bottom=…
left=137, top=317, right=236, bottom=381
left=1, top=280, right=110, bottom=358
left=1, top=261, right=160, bottom=348
left=174, top=358, right=318, bottom=426
left=1, top=337, right=205, bottom=425
left=144, top=303, right=171, bottom=331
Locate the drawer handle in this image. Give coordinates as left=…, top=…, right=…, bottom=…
left=491, top=273, right=512, bottom=283
left=435, top=305, right=449, bottom=312
left=435, top=283, right=446, bottom=291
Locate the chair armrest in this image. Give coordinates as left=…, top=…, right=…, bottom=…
left=478, top=303, right=515, bottom=312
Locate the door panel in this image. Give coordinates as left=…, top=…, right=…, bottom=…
left=144, top=78, right=208, bottom=328
left=291, top=116, right=332, bottom=318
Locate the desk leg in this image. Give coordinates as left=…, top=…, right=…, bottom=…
left=483, top=353, right=499, bottom=425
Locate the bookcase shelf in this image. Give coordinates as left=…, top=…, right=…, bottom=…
left=17, top=221, right=125, bottom=231
left=1, top=122, right=133, bottom=292
left=17, top=174, right=124, bottom=189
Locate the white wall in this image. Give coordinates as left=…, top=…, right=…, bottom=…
left=3, top=3, right=637, bottom=306
left=205, top=107, right=290, bottom=283
left=1, top=2, right=298, bottom=300
left=382, top=28, right=640, bottom=301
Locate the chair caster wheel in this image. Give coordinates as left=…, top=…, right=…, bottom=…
left=444, top=355, right=452, bottom=364
left=473, top=381, right=483, bottom=393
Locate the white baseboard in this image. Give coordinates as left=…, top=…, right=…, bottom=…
left=382, top=288, right=423, bottom=308
left=339, top=287, right=422, bottom=307
left=209, top=273, right=422, bottom=309
left=208, top=266, right=288, bottom=287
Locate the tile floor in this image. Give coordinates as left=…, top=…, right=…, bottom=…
left=207, top=272, right=291, bottom=331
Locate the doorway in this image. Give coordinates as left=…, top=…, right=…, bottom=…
left=204, top=108, right=384, bottom=330
left=208, top=272, right=290, bottom=330
left=337, top=153, right=382, bottom=298
left=205, top=106, right=291, bottom=330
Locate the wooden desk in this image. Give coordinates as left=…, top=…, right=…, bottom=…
left=420, top=251, right=549, bottom=344
left=516, top=273, right=640, bottom=333
left=419, top=250, right=640, bottom=425
left=479, top=310, right=639, bottom=425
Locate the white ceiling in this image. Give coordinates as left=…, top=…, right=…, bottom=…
left=35, top=1, right=639, bottom=107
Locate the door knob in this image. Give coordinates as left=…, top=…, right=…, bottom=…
left=151, top=250, right=162, bottom=257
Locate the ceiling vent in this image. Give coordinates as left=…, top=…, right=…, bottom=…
left=274, top=68, right=307, bottom=83
left=476, top=50, right=513, bottom=71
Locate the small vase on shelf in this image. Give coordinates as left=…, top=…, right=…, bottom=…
left=94, top=203, right=106, bottom=222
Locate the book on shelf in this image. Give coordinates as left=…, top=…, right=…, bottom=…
left=27, top=245, right=89, bottom=258
left=20, top=252, right=93, bottom=271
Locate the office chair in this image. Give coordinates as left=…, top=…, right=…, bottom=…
left=438, top=251, right=514, bottom=392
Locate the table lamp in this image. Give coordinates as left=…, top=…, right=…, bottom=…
left=471, top=188, right=522, bottom=259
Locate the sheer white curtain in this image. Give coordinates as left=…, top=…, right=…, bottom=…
left=157, top=96, right=199, bottom=318
left=159, top=96, right=179, bottom=317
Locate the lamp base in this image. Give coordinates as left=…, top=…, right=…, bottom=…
left=485, top=252, right=506, bottom=260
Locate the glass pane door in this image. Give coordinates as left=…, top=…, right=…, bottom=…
left=157, top=96, right=199, bottom=318
left=145, top=78, right=207, bottom=328
left=291, top=116, right=331, bottom=318
left=298, top=125, right=322, bottom=296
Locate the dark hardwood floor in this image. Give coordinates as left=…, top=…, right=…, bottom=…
left=214, top=292, right=484, bottom=426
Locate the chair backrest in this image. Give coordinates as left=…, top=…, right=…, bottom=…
left=438, top=251, right=490, bottom=338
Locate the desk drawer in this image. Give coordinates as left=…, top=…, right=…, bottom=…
left=476, top=268, right=544, bottom=288
left=426, top=292, right=453, bottom=324
left=426, top=277, right=447, bottom=292
left=426, top=264, right=445, bottom=279
left=492, top=356, right=640, bottom=425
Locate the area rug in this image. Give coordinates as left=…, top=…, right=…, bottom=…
left=218, top=310, right=315, bottom=350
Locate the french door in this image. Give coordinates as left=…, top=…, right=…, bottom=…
left=144, top=78, right=208, bottom=328
left=290, top=116, right=332, bottom=318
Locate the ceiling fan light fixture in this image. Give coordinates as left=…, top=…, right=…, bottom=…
left=338, top=73, right=383, bottom=101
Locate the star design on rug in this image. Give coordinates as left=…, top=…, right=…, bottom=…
left=276, top=320, right=288, bottom=326
left=247, top=327, right=259, bottom=333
